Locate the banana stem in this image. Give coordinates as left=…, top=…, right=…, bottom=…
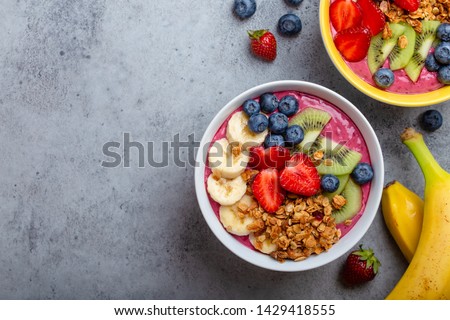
left=401, top=128, right=448, bottom=184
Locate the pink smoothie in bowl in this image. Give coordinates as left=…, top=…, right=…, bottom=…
left=203, top=90, right=372, bottom=260
left=327, top=0, right=448, bottom=95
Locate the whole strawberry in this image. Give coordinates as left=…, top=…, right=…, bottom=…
left=248, top=29, right=277, bottom=61
left=342, top=245, right=381, bottom=286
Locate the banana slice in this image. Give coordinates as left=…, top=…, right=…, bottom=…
left=207, top=174, right=247, bottom=206
left=249, top=233, right=277, bottom=254
left=226, top=111, right=268, bottom=148
left=219, top=195, right=256, bottom=236
left=208, top=138, right=249, bottom=179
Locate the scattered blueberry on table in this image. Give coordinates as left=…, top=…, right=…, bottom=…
left=421, top=110, right=443, bottom=132
left=233, top=0, right=257, bottom=19
left=285, top=0, right=303, bottom=6
left=278, top=13, right=302, bottom=36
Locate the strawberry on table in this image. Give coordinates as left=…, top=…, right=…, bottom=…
left=357, top=0, right=386, bottom=36
left=394, top=0, right=420, bottom=12
left=252, top=168, right=285, bottom=213
left=330, top=0, right=363, bottom=32
left=334, top=26, right=371, bottom=62
left=280, top=153, right=320, bottom=197
left=248, top=29, right=277, bottom=61
left=342, top=245, right=381, bottom=286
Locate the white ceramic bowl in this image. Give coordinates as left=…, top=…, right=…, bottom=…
left=195, top=80, right=384, bottom=272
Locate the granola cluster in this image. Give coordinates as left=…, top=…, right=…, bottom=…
left=241, top=170, right=344, bottom=263
left=378, top=0, right=450, bottom=33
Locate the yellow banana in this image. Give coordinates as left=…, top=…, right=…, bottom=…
left=381, top=181, right=424, bottom=262
left=387, top=128, right=450, bottom=300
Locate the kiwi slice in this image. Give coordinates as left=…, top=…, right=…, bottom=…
left=323, top=174, right=350, bottom=200
left=389, top=23, right=416, bottom=70
left=289, top=107, right=331, bottom=152
left=332, top=178, right=362, bottom=224
left=310, top=136, right=362, bottom=176
left=404, top=20, right=441, bottom=82
left=368, top=23, right=406, bottom=74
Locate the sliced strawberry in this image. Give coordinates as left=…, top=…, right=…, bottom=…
left=248, top=146, right=291, bottom=170
left=264, top=146, right=291, bottom=170
left=248, top=146, right=266, bottom=169
left=252, top=168, right=285, bottom=213
left=330, top=0, right=363, bottom=32
left=334, top=26, right=371, bottom=62
left=394, top=0, right=420, bottom=12
left=280, top=153, right=320, bottom=197
left=357, top=0, right=385, bottom=36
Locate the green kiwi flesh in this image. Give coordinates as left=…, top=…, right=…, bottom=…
left=332, top=178, right=362, bottom=224
left=404, top=20, right=441, bottom=82
left=289, top=108, right=331, bottom=152
left=367, top=23, right=406, bottom=74
left=310, top=136, right=362, bottom=176
left=323, top=174, right=350, bottom=200
left=389, top=23, right=416, bottom=70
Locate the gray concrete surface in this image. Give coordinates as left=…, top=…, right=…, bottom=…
left=0, top=0, right=448, bottom=300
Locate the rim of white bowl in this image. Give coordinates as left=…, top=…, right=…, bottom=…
left=195, top=80, right=384, bottom=272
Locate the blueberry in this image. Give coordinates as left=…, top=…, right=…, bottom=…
left=278, top=95, right=299, bottom=116
left=278, top=14, right=302, bottom=36
left=438, top=65, right=450, bottom=84
left=242, top=99, right=260, bottom=117
left=268, top=113, right=289, bottom=134
left=351, top=163, right=374, bottom=185
left=248, top=114, right=268, bottom=133
left=264, top=134, right=285, bottom=148
left=285, top=0, right=303, bottom=6
left=420, top=109, right=443, bottom=132
left=321, top=174, right=340, bottom=193
left=260, top=93, right=279, bottom=114
left=434, top=42, right=450, bottom=65
left=437, top=23, right=450, bottom=42
left=425, top=53, right=441, bottom=72
left=284, top=125, right=304, bottom=146
left=373, top=68, right=395, bottom=89
left=233, top=0, right=256, bottom=19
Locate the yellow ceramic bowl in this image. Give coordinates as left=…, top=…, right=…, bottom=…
left=319, top=0, right=450, bottom=107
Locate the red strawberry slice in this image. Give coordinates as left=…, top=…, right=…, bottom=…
left=330, top=0, right=363, bottom=32
left=248, top=146, right=291, bottom=170
left=280, top=153, right=320, bottom=196
left=334, top=26, right=371, bottom=62
left=252, top=168, right=285, bottom=213
left=248, top=146, right=266, bottom=169
left=394, top=0, right=420, bottom=12
left=265, top=146, right=291, bottom=170
left=357, top=0, right=386, bottom=36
